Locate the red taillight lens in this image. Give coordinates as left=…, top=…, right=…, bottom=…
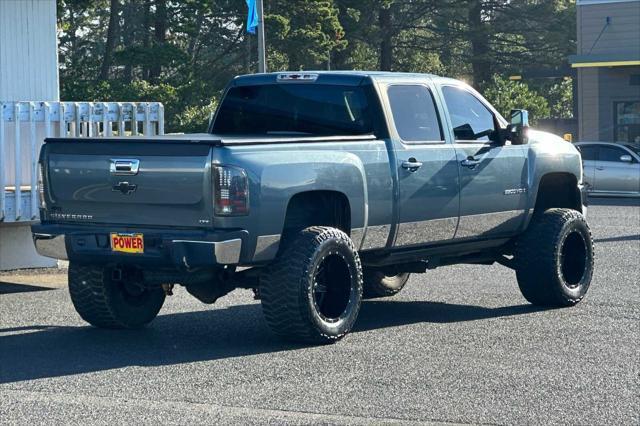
left=38, top=162, right=46, bottom=209
left=213, top=165, right=249, bottom=216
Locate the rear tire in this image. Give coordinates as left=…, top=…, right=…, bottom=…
left=260, top=226, right=363, bottom=343
left=68, top=263, right=165, bottom=329
left=362, top=269, right=410, bottom=299
left=515, top=208, right=594, bottom=306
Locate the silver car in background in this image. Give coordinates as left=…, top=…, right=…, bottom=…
left=575, top=142, right=640, bottom=197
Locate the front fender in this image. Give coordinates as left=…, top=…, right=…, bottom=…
left=525, top=130, right=583, bottom=218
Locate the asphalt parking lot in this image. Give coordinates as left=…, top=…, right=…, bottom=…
left=1, top=198, right=638, bottom=425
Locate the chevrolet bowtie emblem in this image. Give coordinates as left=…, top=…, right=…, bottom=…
left=113, top=181, right=137, bottom=195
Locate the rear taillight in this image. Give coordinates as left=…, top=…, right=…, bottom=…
left=38, top=162, right=46, bottom=209
left=213, top=165, right=249, bottom=216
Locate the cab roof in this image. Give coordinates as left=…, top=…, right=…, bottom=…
left=232, top=71, right=462, bottom=87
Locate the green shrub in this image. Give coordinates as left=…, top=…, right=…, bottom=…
left=174, top=99, right=219, bottom=134
left=482, top=75, right=550, bottom=124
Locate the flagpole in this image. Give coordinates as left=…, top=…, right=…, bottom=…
left=256, top=0, right=266, bottom=73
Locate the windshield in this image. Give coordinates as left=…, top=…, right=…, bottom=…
left=623, top=144, right=640, bottom=156
left=212, top=84, right=375, bottom=136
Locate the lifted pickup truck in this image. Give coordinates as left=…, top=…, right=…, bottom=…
left=33, top=72, right=594, bottom=343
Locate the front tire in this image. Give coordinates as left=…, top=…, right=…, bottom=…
left=362, top=269, right=410, bottom=299
left=68, top=263, right=166, bottom=329
left=260, top=226, right=363, bottom=343
left=515, top=208, right=594, bottom=306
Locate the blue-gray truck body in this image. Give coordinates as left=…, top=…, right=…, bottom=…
left=32, top=72, right=586, bottom=270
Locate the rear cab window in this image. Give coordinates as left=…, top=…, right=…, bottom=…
left=387, top=85, right=444, bottom=143
left=212, top=83, right=376, bottom=136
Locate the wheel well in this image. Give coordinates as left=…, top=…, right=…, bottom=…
left=283, top=191, right=351, bottom=234
left=534, top=173, right=582, bottom=215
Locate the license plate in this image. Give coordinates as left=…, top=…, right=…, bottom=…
left=110, top=233, right=144, bottom=254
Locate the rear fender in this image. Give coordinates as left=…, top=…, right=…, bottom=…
left=213, top=148, right=368, bottom=261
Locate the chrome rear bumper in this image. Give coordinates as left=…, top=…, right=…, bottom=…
left=33, top=233, right=68, bottom=260
left=32, top=231, right=244, bottom=266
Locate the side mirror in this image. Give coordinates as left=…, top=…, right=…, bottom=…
left=620, top=154, right=633, bottom=163
left=453, top=123, right=476, bottom=140
left=508, top=109, right=529, bottom=145
left=510, top=109, right=529, bottom=127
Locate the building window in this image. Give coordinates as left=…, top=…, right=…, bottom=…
left=614, top=101, right=640, bottom=146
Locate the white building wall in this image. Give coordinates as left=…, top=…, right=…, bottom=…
left=1, top=0, right=59, bottom=186
left=0, top=0, right=59, bottom=101
left=1, top=0, right=59, bottom=269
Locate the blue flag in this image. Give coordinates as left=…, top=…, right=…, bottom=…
left=246, top=0, right=258, bottom=34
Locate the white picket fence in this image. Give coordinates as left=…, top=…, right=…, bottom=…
left=0, top=101, right=164, bottom=222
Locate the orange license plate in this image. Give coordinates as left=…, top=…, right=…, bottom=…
left=110, top=233, right=144, bottom=254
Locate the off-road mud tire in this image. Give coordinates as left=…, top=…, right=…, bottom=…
left=68, top=263, right=165, bottom=329
left=515, top=208, right=594, bottom=306
left=260, top=227, right=363, bottom=344
left=362, top=269, right=410, bottom=299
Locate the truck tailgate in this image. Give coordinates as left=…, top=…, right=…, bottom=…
left=43, top=141, right=213, bottom=228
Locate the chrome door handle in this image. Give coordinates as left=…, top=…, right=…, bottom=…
left=461, top=157, right=480, bottom=169
left=401, top=160, right=423, bottom=172
left=596, top=167, right=604, bottom=171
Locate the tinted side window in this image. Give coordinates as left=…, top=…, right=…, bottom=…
left=578, top=145, right=597, bottom=161
left=442, top=86, right=495, bottom=141
left=387, top=85, right=443, bottom=142
left=600, top=146, right=628, bottom=162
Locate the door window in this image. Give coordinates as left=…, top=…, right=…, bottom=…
left=577, top=145, right=597, bottom=161
left=599, top=146, right=629, bottom=163
left=442, top=86, right=495, bottom=141
left=387, top=85, right=444, bottom=143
